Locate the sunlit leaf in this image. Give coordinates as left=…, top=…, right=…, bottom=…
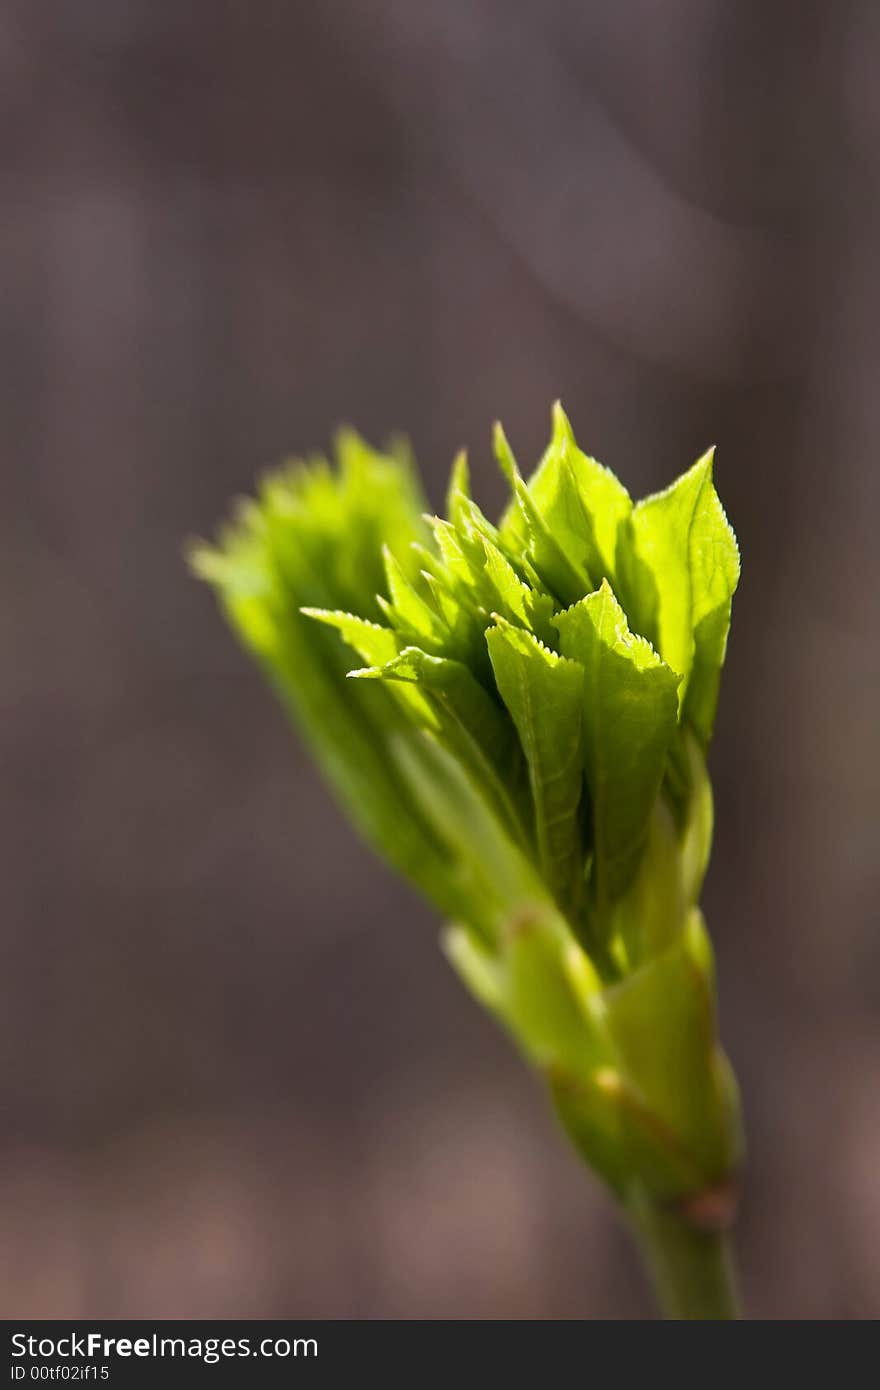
left=618, top=449, right=739, bottom=740
left=486, top=619, right=585, bottom=912
left=554, top=581, right=679, bottom=911
left=494, top=421, right=592, bottom=605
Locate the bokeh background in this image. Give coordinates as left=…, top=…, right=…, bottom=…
left=3, top=1, right=879, bottom=1319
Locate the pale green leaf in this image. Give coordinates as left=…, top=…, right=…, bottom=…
left=603, top=912, right=741, bottom=1181
left=429, top=516, right=485, bottom=600
left=480, top=538, right=556, bottom=644
left=501, top=909, right=606, bottom=1073
left=486, top=619, right=585, bottom=913
left=618, top=449, right=739, bottom=740
left=445, top=449, right=472, bottom=532
left=378, top=545, right=447, bottom=649
left=223, top=599, right=463, bottom=920
left=553, top=581, right=679, bottom=910
left=544, top=402, right=632, bottom=582
left=300, top=608, right=401, bottom=668
left=446, top=910, right=607, bottom=1078
left=391, top=733, right=550, bottom=943
left=493, top=422, right=592, bottom=605
left=350, top=645, right=512, bottom=775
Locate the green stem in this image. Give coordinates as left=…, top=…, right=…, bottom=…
left=628, top=1195, right=741, bottom=1320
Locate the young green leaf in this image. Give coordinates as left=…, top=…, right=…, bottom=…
left=378, top=545, right=447, bottom=650
left=486, top=619, right=585, bottom=913
left=545, top=402, right=632, bottom=583
left=391, top=732, right=550, bottom=942
left=494, top=421, right=593, bottom=605
left=501, top=909, right=607, bottom=1075
left=242, top=609, right=463, bottom=920
left=446, top=908, right=608, bottom=1079
left=445, top=449, right=473, bottom=533
left=300, top=608, right=401, bottom=668
left=479, top=538, right=557, bottom=645
left=602, top=912, right=741, bottom=1184
left=617, top=449, right=739, bottom=740
left=521, top=402, right=625, bottom=590
left=350, top=645, right=513, bottom=777
left=553, top=581, right=679, bottom=912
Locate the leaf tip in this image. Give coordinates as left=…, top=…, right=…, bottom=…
left=551, top=399, right=575, bottom=447
left=698, top=444, right=716, bottom=478
left=492, top=420, right=518, bottom=482
left=448, top=448, right=470, bottom=492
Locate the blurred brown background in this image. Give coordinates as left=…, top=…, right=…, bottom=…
left=3, top=1, right=879, bottom=1319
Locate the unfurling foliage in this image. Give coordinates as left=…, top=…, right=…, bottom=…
left=192, top=403, right=742, bottom=1212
